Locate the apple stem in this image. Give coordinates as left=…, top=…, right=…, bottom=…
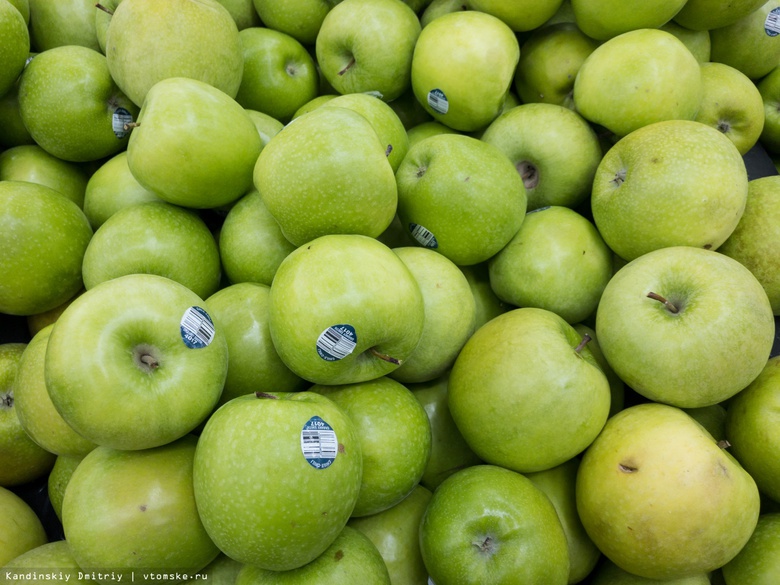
left=1, top=393, right=12, bottom=409
left=123, top=121, right=140, bottom=132
left=338, top=57, right=356, bottom=76
left=139, top=353, right=159, bottom=369
left=255, top=391, right=279, bottom=399
left=646, top=291, right=679, bottom=314
left=95, top=3, right=114, bottom=15
left=574, top=333, right=592, bottom=354
left=370, top=347, right=402, bottom=366
left=717, top=439, right=731, bottom=449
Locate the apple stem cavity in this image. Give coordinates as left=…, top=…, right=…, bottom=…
left=717, top=120, right=731, bottom=134
left=646, top=291, right=679, bottom=314
left=255, top=391, right=279, bottom=400
left=574, top=333, right=592, bottom=354
left=473, top=535, right=496, bottom=555
left=1, top=392, right=12, bottom=409
left=338, top=56, right=356, bottom=77
left=95, top=3, right=114, bottom=15
left=516, top=161, right=540, bottom=190
left=369, top=347, right=402, bottom=366
left=717, top=439, right=732, bottom=449
left=612, top=169, right=627, bottom=186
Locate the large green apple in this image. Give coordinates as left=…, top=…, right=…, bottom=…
left=571, top=0, right=687, bottom=40
left=253, top=106, right=397, bottom=246
left=389, top=246, right=476, bottom=383
left=595, top=246, right=774, bottom=408
left=411, top=10, right=519, bottom=131
left=193, top=391, right=363, bottom=570
left=251, top=0, right=339, bottom=45
left=0, top=180, right=92, bottom=316
left=127, top=77, right=261, bottom=209
left=674, top=0, right=766, bottom=31
left=591, top=120, right=748, bottom=261
left=576, top=403, right=761, bottom=580
left=63, top=435, right=220, bottom=583
left=573, top=29, right=702, bottom=137
left=0, top=0, right=29, bottom=98
left=18, top=45, right=139, bottom=162
left=348, top=485, right=433, bottom=585
left=0, top=485, right=47, bottom=565
left=316, top=0, right=421, bottom=102
left=467, top=0, right=564, bottom=31
left=45, top=273, right=228, bottom=450
left=235, top=27, right=318, bottom=123
left=758, top=64, right=780, bottom=154
left=395, top=133, right=527, bottom=266
left=104, top=0, right=243, bottom=107
left=27, top=0, right=99, bottom=51
left=81, top=201, right=222, bottom=299
left=719, top=176, right=780, bottom=314
left=725, top=355, right=780, bottom=503
left=721, top=512, right=780, bottom=584
left=449, top=307, right=610, bottom=473
left=710, top=1, right=780, bottom=80
left=420, top=464, right=570, bottom=585
left=488, top=205, right=613, bottom=325
left=312, top=377, right=431, bottom=517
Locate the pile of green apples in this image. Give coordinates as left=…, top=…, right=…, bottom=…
left=2, top=0, right=780, bottom=583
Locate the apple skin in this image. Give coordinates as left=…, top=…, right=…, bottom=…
left=27, top=0, right=99, bottom=51
left=44, top=273, right=229, bottom=451
left=1, top=541, right=89, bottom=584
left=572, top=323, right=625, bottom=417
left=48, top=453, right=84, bottom=523
left=721, top=513, right=780, bottom=584
left=312, top=377, right=432, bottom=517
left=0, top=485, right=48, bottom=566
left=199, top=553, right=245, bottom=584
left=725, top=355, right=780, bottom=503
left=411, top=10, right=520, bottom=132
left=316, top=0, right=421, bottom=102
left=105, top=0, right=244, bottom=107
left=251, top=0, right=338, bottom=46
left=0, top=72, right=35, bottom=149
left=758, top=65, right=780, bottom=154
left=62, top=435, right=220, bottom=583
left=571, top=0, right=687, bottom=41
left=467, top=0, right=565, bottom=32
left=589, top=559, right=711, bottom=584
left=253, top=106, right=397, bottom=247
left=573, top=29, right=702, bottom=138
left=0, top=180, right=92, bottom=316
left=673, top=0, right=766, bottom=30
left=217, top=0, right=262, bottom=29
left=407, top=120, right=457, bottom=149
left=595, top=246, right=775, bottom=408
left=719, top=176, right=780, bottom=314
left=82, top=201, right=222, bottom=300
left=419, top=0, right=467, bottom=27
left=193, top=391, right=363, bottom=571
left=348, top=485, right=433, bottom=585
left=591, top=120, right=748, bottom=262
left=419, top=464, right=570, bottom=585
left=576, top=403, right=761, bottom=580
left=18, top=45, right=139, bottom=163
left=449, top=307, right=610, bottom=473
left=458, top=262, right=511, bottom=330
left=660, top=20, right=711, bottom=62
left=0, top=0, right=29, bottom=98
left=6, top=0, right=28, bottom=23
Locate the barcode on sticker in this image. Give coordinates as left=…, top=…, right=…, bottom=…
left=112, top=107, right=134, bottom=139
left=409, top=223, right=439, bottom=249
left=180, top=306, right=215, bottom=349
left=316, top=324, right=357, bottom=361
left=427, top=89, right=449, bottom=115
left=301, top=416, right=338, bottom=469
left=766, top=7, right=780, bottom=36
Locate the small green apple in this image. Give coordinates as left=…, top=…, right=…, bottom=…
left=458, top=262, right=511, bottom=330
left=721, top=512, right=780, bottom=584
left=245, top=108, right=284, bottom=147
left=673, top=0, right=766, bottom=30
left=27, top=0, right=99, bottom=51
left=467, top=0, right=565, bottom=31
left=571, top=0, right=687, bottom=40
left=216, top=0, right=261, bottom=29
left=419, top=0, right=467, bottom=27
left=48, top=453, right=84, bottom=522
left=0, top=485, right=48, bottom=565
left=0, top=0, right=29, bottom=98
left=251, top=0, right=339, bottom=45
left=0, top=71, right=34, bottom=148
left=406, top=120, right=457, bottom=148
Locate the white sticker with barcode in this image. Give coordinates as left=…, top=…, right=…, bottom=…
left=316, top=324, right=357, bottom=361
left=409, top=223, right=439, bottom=249
left=427, top=88, right=449, bottom=115
left=180, top=306, right=215, bottom=349
left=301, top=416, right=338, bottom=469
left=766, top=7, right=780, bottom=36
left=112, top=107, right=134, bottom=139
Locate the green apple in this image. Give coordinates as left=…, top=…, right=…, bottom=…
left=591, top=120, right=748, bottom=261
left=312, top=377, right=431, bottom=517
left=526, top=458, right=602, bottom=584
left=246, top=108, right=284, bottom=147
left=419, top=0, right=467, bottom=27
left=576, top=402, right=761, bottom=580
left=683, top=404, right=727, bottom=442
left=82, top=151, right=161, bottom=229
left=659, top=20, right=711, bottom=62
left=595, top=246, right=775, bottom=408
left=572, top=323, right=625, bottom=417
left=269, top=234, right=425, bottom=385
left=26, top=289, right=83, bottom=338
left=81, top=201, right=222, bottom=299
left=217, top=0, right=261, bottom=29
left=0, top=343, right=56, bottom=486
left=409, top=372, right=483, bottom=491
left=0, top=144, right=88, bottom=207
left=0, top=485, right=48, bottom=565
left=6, top=0, right=28, bottom=23
left=449, top=307, right=610, bottom=473
left=348, top=485, right=432, bottom=585
left=721, top=512, right=780, bottom=584
left=389, top=247, right=476, bottom=383
left=193, top=391, right=363, bottom=570
left=573, top=29, right=702, bottom=137
left=387, top=85, right=433, bottom=129
left=420, top=464, right=570, bottom=585
left=48, top=453, right=84, bottom=522
left=0, top=0, right=28, bottom=98
left=14, top=324, right=96, bottom=457
left=589, top=559, right=711, bottom=584
left=694, top=62, right=765, bottom=155
left=710, top=1, right=780, bottom=80
left=481, top=102, right=602, bottom=210
left=458, top=262, right=511, bottom=330
left=0, top=180, right=92, bottom=316
left=719, top=176, right=780, bottom=314
left=488, top=206, right=613, bottom=324
left=1, top=541, right=88, bottom=584
left=407, top=120, right=457, bottom=148
left=18, top=45, right=138, bottom=162
left=127, top=77, right=262, bottom=209
left=725, top=355, right=780, bottom=503
left=0, top=71, right=34, bottom=148
left=291, top=93, right=339, bottom=119
left=63, top=435, right=220, bottom=583
left=105, top=0, right=243, bottom=107
left=200, top=554, right=245, bottom=585
left=674, top=0, right=766, bottom=30
left=252, top=0, right=339, bottom=45
left=411, top=10, right=519, bottom=131
left=235, top=27, right=318, bottom=123
left=467, top=0, right=565, bottom=31
left=45, top=273, right=228, bottom=450
left=513, top=22, right=600, bottom=110
left=395, top=133, right=527, bottom=266
left=28, top=0, right=99, bottom=51
left=235, top=526, right=391, bottom=584
left=316, top=0, right=421, bottom=102
left=95, top=0, right=121, bottom=53
left=571, top=0, right=687, bottom=40
left=205, top=282, right=306, bottom=404
left=253, top=106, right=397, bottom=246
left=758, top=65, right=780, bottom=153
